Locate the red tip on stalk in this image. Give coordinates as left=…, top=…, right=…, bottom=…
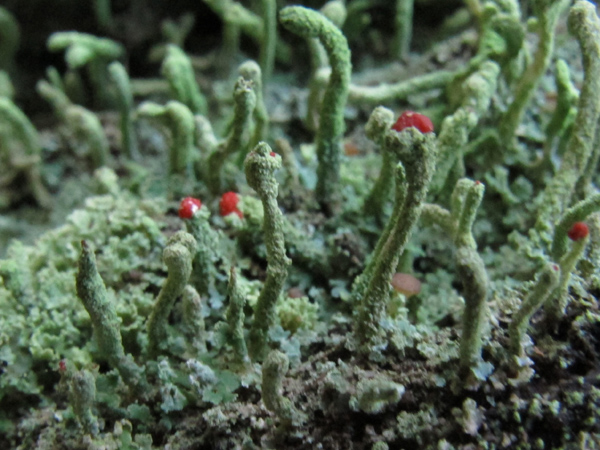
left=220, top=192, right=243, bottom=218
left=391, top=111, right=434, bottom=134
left=58, top=359, right=67, bottom=373
left=567, top=222, right=589, bottom=241
left=270, top=151, right=277, bottom=157
left=178, top=197, right=202, bottom=219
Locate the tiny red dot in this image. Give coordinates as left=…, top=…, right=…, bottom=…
left=391, top=111, right=434, bottom=134
left=567, top=222, right=589, bottom=241
left=178, top=197, right=202, bottom=219
left=220, top=192, right=243, bottom=218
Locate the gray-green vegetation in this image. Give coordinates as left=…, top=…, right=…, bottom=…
left=1, top=0, right=600, bottom=448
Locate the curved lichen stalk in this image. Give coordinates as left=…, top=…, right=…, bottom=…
left=108, top=61, right=138, bottom=159
left=239, top=60, right=268, bottom=149
left=262, top=350, right=303, bottom=425
left=498, top=0, right=570, bottom=143
left=137, top=100, right=196, bottom=177
left=551, top=193, right=600, bottom=261
left=245, top=142, right=291, bottom=361
left=147, top=231, right=197, bottom=359
left=509, top=264, right=560, bottom=358
left=0, top=97, right=52, bottom=207
left=421, top=179, right=490, bottom=377
left=280, top=5, right=351, bottom=215
left=354, top=128, right=437, bottom=351
left=259, top=0, right=276, bottom=86
left=75, top=241, right=146, bottom=392
left=183, top=204, right=220, bottom=297
left=47, top=31, right=124, bottom=107
left=363, top=106, right=396, bottom=222
left=535, top=1, right=600, bottom=238
left=161, top=45, right=207, bottom=115
left=225, top=267, right=249, bottom=363
left=305, top=1, right=347, bottom=132
left=37, top=79, right=110, bottom=169
left=207, top=77, right=256, bottom=193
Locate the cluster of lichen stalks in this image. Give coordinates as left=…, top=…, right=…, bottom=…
left=1, top=0, right=600, bottom=446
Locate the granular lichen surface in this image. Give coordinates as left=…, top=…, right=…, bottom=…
left=1, top=1, right=600, bottom=449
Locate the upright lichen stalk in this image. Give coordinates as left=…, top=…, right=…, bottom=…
left=245, top=142, right=291, bottom=361
left=207, top=76, right=256, bottom=193
left=259, top=0, right=276, bottom=86
left=147, top=231, right=196, bottom=358
left=535, top=1, right=600, bottom=237
left=137, top=100, right=196, bottom=178
left=421, top=179, right=489, bottom=375
left=498, top=0, right=570, bottom=143
left=75, top=241, right=145, bottom=391
left=355, top=128, right=437, bottom=351
left=161, top=45, right=208, bottom=115
left=239, top=60, right=269, bottom=149
left=108, top=61, right=138, bottom=159
left=453, top=182, right=489, bottom=374
left=225, top=267, right=249, bottom=363
left=509, top=264, right=560, bottom=358
left=262, top=350, right=301, bottom=425
left=0, top=97, right=52, bottom=207
left=393, top=0, right=414, bottom=59
left=279, top=5, right=351, bottom=214
left=363, top=106, right=396, bottom=222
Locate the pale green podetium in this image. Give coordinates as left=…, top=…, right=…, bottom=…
left=47, top=31, right=124, bottom=107
left=498, top=0, right=570, bottom=144
left=245, top=142, right=291, bottom=361
left=363, top=106, right=396, bottom=222
left=259, top=0, right=276, bottom=86
left=65, top=105, right=110, bottom=168
left=137, top=100, right=196, bottom=177
left=37, top=79, right=111, bottom=169
left=161, top=45, right=207, bottom=115
left=0, top=97, right=52, bottom=208
left=305, top=1, right=347, bottom=132
left=354, top=128, right=437, bottom=351
left=181, top=285, right=206, bottom=356
left=545, top=232, right=590, bottom=324
left=422, top=180, right=490, bottom=374
left=70, top=369, right=99, bottom=435
left=393, top=0, right=414, bottom=60
left=280, top=5, right=351, bottom=215
left=535, top=1, right=600, bottom=238
left=509, top=263, right=561, bottom=358
left=75, top=241, right=146, bottom=391
left=262, top=350, right=300, bottom=425
left=551, top=193, right=600, bottom=260
left=183, top=204, right=220, bottom=297
left=225, top=267, right=249, bottom=363
left=453, top=182, right=489, bottom=375
left=207, top=76, right=256, bottom=193
left=147, top=231, right=197, bottom=359
left=108, top=61, right=138, bottom=159
left=239, top=60, right=269, bottom=149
